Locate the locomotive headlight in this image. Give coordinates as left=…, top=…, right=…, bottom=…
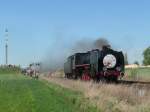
left=103, top=54, right=116, bottom=68
left=116, top=67, right=121, bottom=71
left=103, top=67, right=107, bottom=71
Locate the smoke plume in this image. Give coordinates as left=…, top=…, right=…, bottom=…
left=41, top=37, right=111, bottom=72
left=71, top=38, right=111, bottom=53
left=94, top=38, right=110, bottom=49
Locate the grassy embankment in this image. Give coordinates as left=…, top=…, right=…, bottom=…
left=0, top=70, right=99, bottom=112
left=44, top=68, right=150, bottom=112
left=125, top=67, right=150, bottom=81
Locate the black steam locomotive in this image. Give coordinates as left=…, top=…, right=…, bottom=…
left=64, top=46, right=125, bottom=81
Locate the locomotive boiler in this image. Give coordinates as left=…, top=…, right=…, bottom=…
left=64, top=46, right=125, bottom=81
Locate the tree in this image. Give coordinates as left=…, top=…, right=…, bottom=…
left=134, top=61, right=139, bottom=65
left=143, top=46, right=150, bottom=65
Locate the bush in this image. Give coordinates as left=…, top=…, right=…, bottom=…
left=0, top=65, right=21, bottom=74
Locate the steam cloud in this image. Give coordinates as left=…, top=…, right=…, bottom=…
left=71, top=38, right=110, bottom=53
left=41, top=38, right=111, bottom=72
left=94, top=38, right=110, bottom=49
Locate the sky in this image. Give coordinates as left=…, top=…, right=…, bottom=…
left=0, top=0, right=150, bottom=66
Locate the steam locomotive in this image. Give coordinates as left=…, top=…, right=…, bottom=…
left=64, top=46, right=125, bottom=81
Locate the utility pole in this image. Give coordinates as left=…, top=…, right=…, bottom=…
left=5, top=29, right=8, bottom=65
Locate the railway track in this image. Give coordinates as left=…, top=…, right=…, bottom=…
left=41, top=73, right=150, bottom=88
left=118, top=80, right=150, bottom=85
left=117, top=80, right=150, bottom=89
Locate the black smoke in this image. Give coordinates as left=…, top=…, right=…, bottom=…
left=40, top=37, right=111, bottom=72
left=94, top=38, right=110, bottom=50
left=71, top=38, right=111, bottom=53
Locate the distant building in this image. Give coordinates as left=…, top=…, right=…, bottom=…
left=125, top=64, right=139, bottom=68
left=125, top=64, right=150, bottom=68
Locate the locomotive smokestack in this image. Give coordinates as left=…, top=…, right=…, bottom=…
left=102, top=45, right=111, bottom=50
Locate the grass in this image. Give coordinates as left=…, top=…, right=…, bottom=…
left=125, top=67, right=150, bottom=81
left=1, top=67, right=149, bottom=112
left=44, top=71, right=150, bottom=112
left=0, top=74, right=99, bottom=112
left=0, top=66, right=20, bottom=74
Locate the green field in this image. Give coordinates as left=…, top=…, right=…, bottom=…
left=0, top=74, right=98, bottom=112
left=1, top=67, right=149, bottom=112
left=125, top=67, right=150, bottom=81
left=0, top=67, right=20, bottom=74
